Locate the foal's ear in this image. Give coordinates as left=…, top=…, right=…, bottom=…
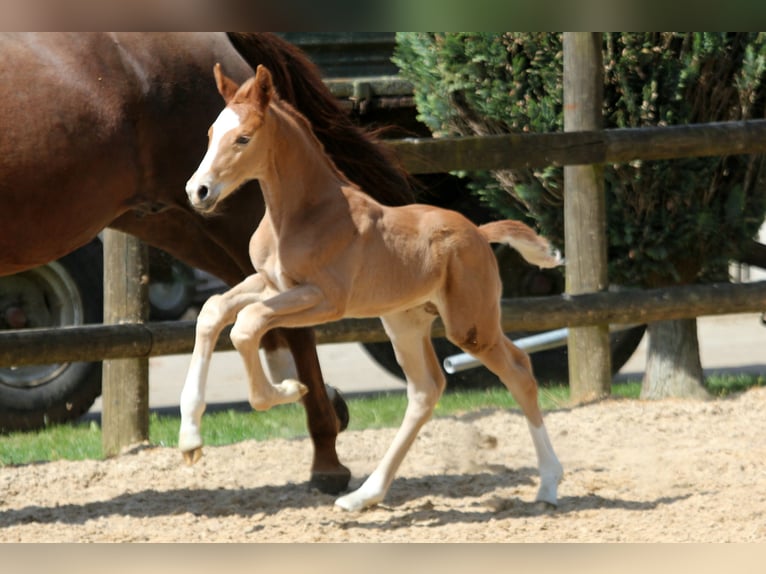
left=213, top=63, right=239, bottom=104
left=252, top=64, right=274, bottom=111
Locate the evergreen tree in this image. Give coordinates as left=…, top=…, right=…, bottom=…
left=394, top=33, right=766, bottom=398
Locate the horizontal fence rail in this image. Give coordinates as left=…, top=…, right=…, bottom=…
left=387, top=119, right=766, bottom=173
left=2, top=280, right=765, bottom=367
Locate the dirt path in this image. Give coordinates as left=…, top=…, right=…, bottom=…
left=2, top=386, right=765, bottom=542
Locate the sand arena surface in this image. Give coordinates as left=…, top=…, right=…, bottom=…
left=1, top=386, right=765, bottom=542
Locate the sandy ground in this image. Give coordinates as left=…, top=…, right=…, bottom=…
left=1, top=312, right=764, bottom=542
left=2, top=384, right=765, bottom=542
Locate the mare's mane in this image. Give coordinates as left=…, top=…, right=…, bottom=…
left=227, top=33, right=414, bottom=207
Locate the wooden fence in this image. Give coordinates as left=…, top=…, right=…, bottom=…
left=386, top=119, right=766, bottom=173
left=2, top=33, right=766, bottom=451
left=3, top=280, right=765, bottom=367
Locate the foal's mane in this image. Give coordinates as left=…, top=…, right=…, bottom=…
left=270, top=94, right=359, bottom=188
left=226, top=33, right=415, bottom=207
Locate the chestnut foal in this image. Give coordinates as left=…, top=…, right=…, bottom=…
left=180, top=64, right=563, bottom=511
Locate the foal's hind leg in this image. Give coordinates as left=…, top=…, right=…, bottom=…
left=457, top=328, right=563, bottom=506
left=335, top=306, right=443, bottom=511
left=178, top=274, right=267, bottom=463
left=440, top=256, right=562, bottom=505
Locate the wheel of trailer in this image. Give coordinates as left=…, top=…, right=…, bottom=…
left=0, top=240, right=103, bottom=431
left=148, top=256, right=196, bottom=320
left=363, top=244, right=646, bottom=388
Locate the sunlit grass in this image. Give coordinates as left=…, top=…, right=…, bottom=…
left=706, top=372, right=766, bottom=397
left=1, top=373, right=763, bottom=466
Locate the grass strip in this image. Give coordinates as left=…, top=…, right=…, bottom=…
left=1, top=373, right=762, bottom=466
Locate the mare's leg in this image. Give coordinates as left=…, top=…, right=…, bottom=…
left=444, top=309, right=563, bottom=506
left=178, top=274, right=268, bottom=463
left=335, top=306, right=443, bottom=511
left=268, top=328, right=351, bottom=493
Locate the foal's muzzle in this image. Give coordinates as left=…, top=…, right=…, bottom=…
left=185, top=179, right=218, bottom=212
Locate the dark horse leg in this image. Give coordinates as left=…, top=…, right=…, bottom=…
left=265, top=328, right=350, bottom=493
left=112, top=207, right=351, bottom=493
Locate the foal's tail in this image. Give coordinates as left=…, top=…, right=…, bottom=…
left=478, top=220, right=563, bottom=269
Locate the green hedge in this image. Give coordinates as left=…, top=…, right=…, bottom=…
left=394, top=33, right=766, bottom=287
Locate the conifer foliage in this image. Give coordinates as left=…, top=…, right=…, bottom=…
left=394, top=33, right=766, bottom=289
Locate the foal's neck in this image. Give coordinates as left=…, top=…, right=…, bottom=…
left=258, top=102, right=350, bottom=228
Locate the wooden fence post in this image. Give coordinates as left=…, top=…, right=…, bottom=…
left=563, top=32, right=612, bottom=402
left=102, top=229, right=150, bottom=456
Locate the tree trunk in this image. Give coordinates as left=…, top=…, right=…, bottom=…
left=641, top=318, right=709, bottom=400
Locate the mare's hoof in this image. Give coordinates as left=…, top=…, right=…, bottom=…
left=310, top=465, right=351, bottom=495
left=182, top=447, right=203, bottom=466
left=327, top=385, right=350, bottom=432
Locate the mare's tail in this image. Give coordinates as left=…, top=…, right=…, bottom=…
left=478, top=220, right=563, bottom=269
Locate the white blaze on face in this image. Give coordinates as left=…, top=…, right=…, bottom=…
left=186, top=107, right=242, bottom=202
left=201, top=107, right=241, bottom=175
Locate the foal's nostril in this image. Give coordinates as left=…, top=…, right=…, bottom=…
left=197, top=185, right=209, bottom=202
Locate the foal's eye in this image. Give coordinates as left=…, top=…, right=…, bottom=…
left=235, top=135, right=251, bottom=145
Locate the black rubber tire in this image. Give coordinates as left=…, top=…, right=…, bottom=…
left=362, top=325, right=646, bottom=389
left=0, top=240, right=104, bottom=431
left=148, top=257, right=196, bottom=320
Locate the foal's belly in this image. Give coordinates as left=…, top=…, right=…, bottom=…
left=343, top=271, right=441, bottom=319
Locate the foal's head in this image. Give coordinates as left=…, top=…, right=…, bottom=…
left=186, top=64, right=275, bottom=213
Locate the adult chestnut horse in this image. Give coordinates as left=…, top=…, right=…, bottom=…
left=0, top=33, right=413, bottom=493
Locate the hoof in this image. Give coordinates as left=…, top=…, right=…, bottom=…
left=182, top=447, right=203, bottom=465
left=310, top=464, right=351, bottom=495
left=333, top=475, right=386, bottom=511
left=327, top=385, right=350, bottom=433
left=334, top=494, right=364, bottom=512
left=292, top=379, right=309, bottom=395
left=535, top=476, right=561, bottom=508
left=280, top=378, right=309, bottom=400
left=334, top=490, right=381, bottom=512
left=534, top=500, right=558, bottom=513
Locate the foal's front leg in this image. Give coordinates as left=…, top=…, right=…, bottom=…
left=178, top=274, right=268, bottom=463
left=229, top=284, right=336, bottom=411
